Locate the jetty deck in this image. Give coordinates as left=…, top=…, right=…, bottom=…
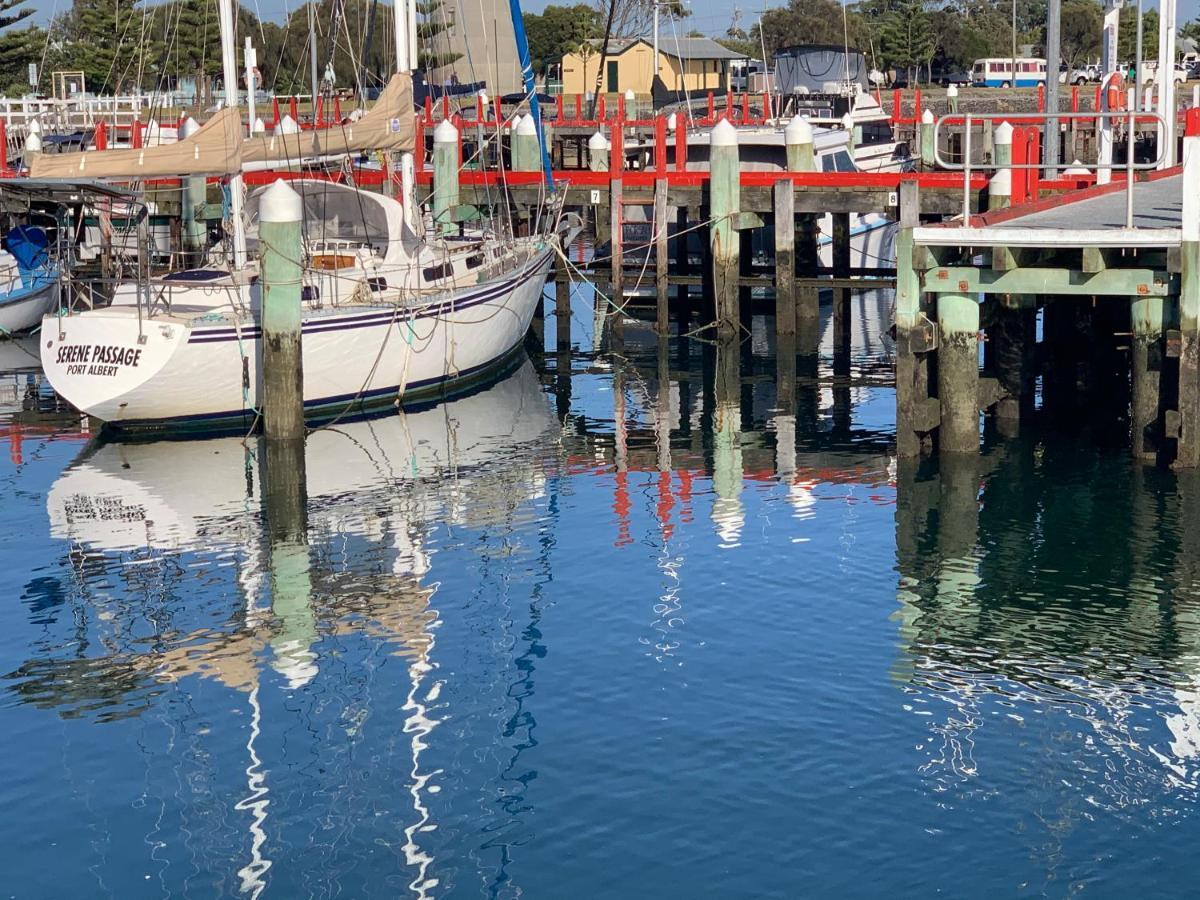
left=898, top=133, right=1200, bottom=466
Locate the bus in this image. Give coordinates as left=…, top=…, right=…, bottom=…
left=971, top=58, right=1047, bottom=88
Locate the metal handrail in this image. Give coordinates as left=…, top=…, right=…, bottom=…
left=931, top=110, right=1169, bottom=228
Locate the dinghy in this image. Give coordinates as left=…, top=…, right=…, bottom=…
left=0, top=226, right=60, bottom=336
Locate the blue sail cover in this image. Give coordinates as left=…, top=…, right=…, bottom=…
left=507, top=0, right=555, bottom=189
left=2, top=226, right=53, bottom=292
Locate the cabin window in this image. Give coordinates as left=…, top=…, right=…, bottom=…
left=367, top=277, right=387, bottom=292
left=823, top=150, right=856, bottom=173
left=302, top=285, right=319, bottom=303
left=860, top=121, right=893, bottom=146
left=422, top=263, right=452, bottom=282
left=465, top=254, right=484, bottom=269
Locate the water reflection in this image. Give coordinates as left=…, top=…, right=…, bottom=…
left=14, top=360, right=556, bottom=894
left=895, top=445, right=1200, bottom=814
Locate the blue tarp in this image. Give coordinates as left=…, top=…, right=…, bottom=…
left=4, top=226, right=49, bottom=271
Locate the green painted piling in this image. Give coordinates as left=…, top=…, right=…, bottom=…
left=712, top=336, right=744, bottom=543
left=432, top=119, right=459, bottom=233
left=259, top=180, right=305, bottom=443
left=919, top=109, right=935, bottom=168
left=842, top=112, right=858, bottom=161
left=993, top=120, right=1013, bottom=169
left=987, top=121, right=1014, bottom=211
left=936, top=293, right=980, bottom=453
left=786, top=115, right=815, bottom=172
left=260, top=434, right=314, bottom=688
left=987, top=170, right=1011, bottom=211
left=709, top=118, right=740, bottom=336
left=512, top=113, right=539, bottom=172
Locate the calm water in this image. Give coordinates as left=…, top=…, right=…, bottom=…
left=2, top=281, right=1200, bottom=898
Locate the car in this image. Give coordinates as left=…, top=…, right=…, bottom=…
left=933, top=69, right=971, bottom=86
left=1068, top=63, right=1101, bottom=85
left=1187, top=60, right=1200, bottom=81
left=1140, top=61, right=1187, bottom=84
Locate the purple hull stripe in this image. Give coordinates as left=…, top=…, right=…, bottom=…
left=187, top=253, right=550, bottom=346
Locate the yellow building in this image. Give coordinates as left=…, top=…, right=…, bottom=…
left=561, top=37, right=745, bottom=98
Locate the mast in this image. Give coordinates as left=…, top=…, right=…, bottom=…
left=309, top=1, right=321, bottom=117
left=394, top=0, right=418, bottom=227
left=508, top=0, right=554, bottom=189
left=217, top=0, right=247, bottom=269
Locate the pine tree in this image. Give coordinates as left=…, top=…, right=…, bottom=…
left=0, top=0, right=41, bottom=94
left=61, top=0, right=151, bottom=94
left=417, top=0, right=463, bottom=77
left=165, top=0, right=223, bottom=106
left=876, top=0, right=936, bottom=84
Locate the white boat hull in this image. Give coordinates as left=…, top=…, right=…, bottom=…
left=0, top=279, right=59, bottom=335
left=40, top=248, right=554, bottom=432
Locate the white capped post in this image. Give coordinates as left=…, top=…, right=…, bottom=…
left=217, top=0, right=246, bottom=268
left=1157, top=0, right=1177, bottom=167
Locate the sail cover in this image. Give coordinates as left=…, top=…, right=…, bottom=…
left=241, top=73, right=416, bottom=166
left=433, top=0, right=523, bottom=98
left=774, top=46, right=868, bottom=94
left=29, top=107, right=243, bottom=179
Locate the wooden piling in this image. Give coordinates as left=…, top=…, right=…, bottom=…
left=610, top=177, right=624, bottom=341
left=555, top=271, right=571, bottom=352
left=1132, top=295, right=1166, bottom=459
left=832, top=212, right=852, bottom=374
left=709, top=119, right=741, bottom=337
left=259, top=180, right=305, bottom=442
left=936, top=293, right=980, bottom=453
left=1175, top=133, right=1200, bottom=466
left=654, top=177, right=669, bottom=334
left=774, top=183, right=796, bottom=337
left=991, top=295, right=1036, bottom=435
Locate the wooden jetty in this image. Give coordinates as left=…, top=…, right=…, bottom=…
left=896, top=110, right=1200, bottom=466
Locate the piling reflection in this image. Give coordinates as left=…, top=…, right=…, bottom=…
left=3, top=289, right=910, bottom=894
left=895, top=442, right=1200, bottom=816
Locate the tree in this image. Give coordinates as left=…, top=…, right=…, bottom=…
left=1060, top=0, right=1102, bottom=68
left=0, top=0, right=41, bottom=94
left=753, top=0, right=867, bottom=59
left=524, top=4, right=602, bottom=74
left=594, top=0, right=688, bottom=40
left=56, top=0, right=158, bottom=94
left=875, top=0, right=937, bottom=82
left=1118, top=7, right=1157, bottom=63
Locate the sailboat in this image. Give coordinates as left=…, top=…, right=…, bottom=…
left=33, top=0, right=572, bottom=433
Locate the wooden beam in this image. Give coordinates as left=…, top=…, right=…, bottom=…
left=923, top=266, right=1175, bottom=297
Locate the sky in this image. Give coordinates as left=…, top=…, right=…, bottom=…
left=21, top=0, right=1200, bottom=37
